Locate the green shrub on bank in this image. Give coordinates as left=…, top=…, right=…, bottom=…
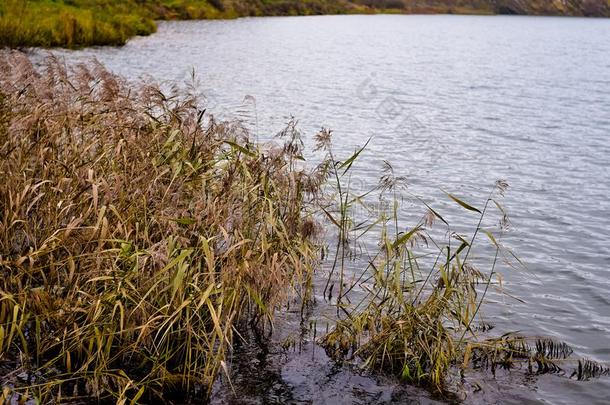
left=0, top=0, right=157, bottom=47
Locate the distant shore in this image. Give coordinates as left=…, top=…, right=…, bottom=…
left=1, top=0, right=609, bottom=48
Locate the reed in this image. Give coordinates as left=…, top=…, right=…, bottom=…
left=0, top=51, right=321, bottom=402
left=316, top=140, right=610, bottom=395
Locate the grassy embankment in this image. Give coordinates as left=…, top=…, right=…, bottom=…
left=1, top=51, right=609, bottom=402
left=0, top=0, right=154, bottom=48
left=0, top=0, right=356, bottom=48
left=3, top=0, right=609, bottom=48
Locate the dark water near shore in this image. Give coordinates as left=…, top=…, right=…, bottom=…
left=44, top=15, right=610, bottom=404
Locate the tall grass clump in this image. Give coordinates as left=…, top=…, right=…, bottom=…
left=0, top=51, right=322, bottom=402
left=315, top=139, right=610, bottom=396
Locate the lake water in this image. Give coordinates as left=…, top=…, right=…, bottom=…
left=45, top=15, right=610, bottom=404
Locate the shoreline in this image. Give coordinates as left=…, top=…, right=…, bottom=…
left=1, top=0, right=609, bottom=49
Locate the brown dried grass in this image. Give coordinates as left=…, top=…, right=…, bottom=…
left=0, top=51, right=320, bottom=402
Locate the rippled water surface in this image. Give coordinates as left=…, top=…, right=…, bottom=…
left=47, top=15, right=610, bottom=404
